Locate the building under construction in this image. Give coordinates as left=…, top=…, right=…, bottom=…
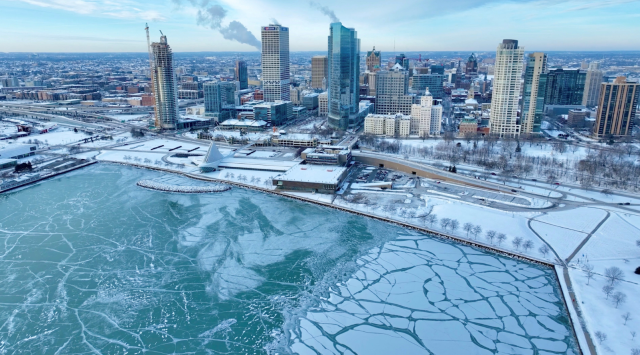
left=151, top=34, right=178, bottom=129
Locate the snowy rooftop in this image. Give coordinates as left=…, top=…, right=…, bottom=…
left=276, top=165, right=347, bottom=184
left=219, top=158, right=298, bottom=172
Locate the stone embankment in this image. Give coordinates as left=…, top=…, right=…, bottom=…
left=136, top=179, right=230, bottom=193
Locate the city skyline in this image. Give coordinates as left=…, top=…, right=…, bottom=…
left=1, top=0, right=640, bottom=52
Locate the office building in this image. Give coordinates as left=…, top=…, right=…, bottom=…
left=204, top=81, right=235, bottom=117
left=261, top=24, right=290, bottom=102
left=540, top=68, right=586, bottom=106
left=328, top=22, right=360, bottom=129
left=319, top=92, right=328, bottom=116
left=521, top=52, right=547, bottom=133
left=411, top=74, right=444, bottom=99
left=489, top=39, right=525, bottom=137
left=395, top=53, right=409, bottom=70
left=0, top=77, right=19, bottom=87
left=465, top=53, right=478, bottom=77
left=375, top=64, right=413, bottom=115
left=592, top=77, right=639, bottom=138
left=235, top=60, right=248, bottom=90
left=410, top=89, right=442, bottom=136
left=311, top=56, right=328, bottom=89
left=366, top=47, right=381, bottom=72
left=430, top=65, right=445, bottom=75
left=151, top=34, right=179, bottom=129
left=582, top=62, right=604, bottom=108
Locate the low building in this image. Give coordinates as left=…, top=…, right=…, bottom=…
left=272, top=164, right=348, bottom=193
left=458, top=117, right=478, bottom=137
left=271, top=133, right=330, bottom=147
left=186, top=106, right=206, bottom=116
left=0, top=158, right=18, bottom=169
left=219, top=119, right=267, bottom=131
left=301, top=146, right=351, bottom=166
left=0, top=144, right=37, bottom=160
left=567, top=109, right=589, bottom=128
left=363, top=113, right=411, bottom=137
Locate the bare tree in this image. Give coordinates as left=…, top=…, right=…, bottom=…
left=512, top=237, right=523, bottom=250
left=463, top=222, right=474, bottom=237
left=612, top=292, right=627, bottom=308
left=523, top=240, right=534, bottom=252
left=440, top=218, right=452, bottom=230
left=602, top=285, right=614, bottom=299
left=486, top=230, right=497, bottom=244
left=496, top=233, right=507, bottom=246
left=426, top=214, right=438, bottom=227
left=450, top=219, right=459, bottom=233
left=623, top=312, right=632, bottom=325
left=605, top=266, right=624, bottom=286
left=472, top=225, right=482, bottom=240
left=539, top=244, right=550, bottom=258
left=594, top=331, right=607, bottom=344
left=583, top=264, right=595, bottom=285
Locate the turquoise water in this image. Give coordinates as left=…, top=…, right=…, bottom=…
left=0, top=165, right=578, bottom=354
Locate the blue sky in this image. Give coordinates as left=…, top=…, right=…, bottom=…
left=0, top=0, right=639, bottom=52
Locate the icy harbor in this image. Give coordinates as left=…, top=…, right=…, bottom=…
left=0, top=165, right=578, bottom=354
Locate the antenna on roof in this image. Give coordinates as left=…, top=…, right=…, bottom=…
left=159, top=30, right=164, bottom=36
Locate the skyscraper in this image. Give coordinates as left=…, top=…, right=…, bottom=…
left=235, top=60, right=248, bottom=90
left=311, top=55, right=328, bottom=89
left=540, top=68, right=586, bottom=106
left=395, top=53, right=409, bottom=71
left=151, top=34, right=178, bottom=129
left=375, top=64, right=413, bottom=115
left=521, top=52, right=547, bottom=133
left=592, top=77, right=639, bottom=138
left=465, top=53, right=478, bottom=78
left=328, top=22, right=360, bottom=129
left=411, top=74, right=444, bottom=99
left=489, top=39, right=525, bottom=137
left=366, top=47, right=381, bottom=72
left=582, top=62, right=604, bottom=108
left=261, top=24, right=290, bottom=102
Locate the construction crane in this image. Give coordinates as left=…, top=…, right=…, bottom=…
left=145, top=23, right=160, bottom=128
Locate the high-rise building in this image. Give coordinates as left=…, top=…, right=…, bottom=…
left=235, top=60, right=248, bottom=90
left=366, top=47, right=381, bottom=72
left=411, top=74, right=444, bottom=99
left=409, top=89, right=443, bottom=137
left=540, top=68, right=586, bottom=106
left=592, top=77, right=639, bottom=138
left=430, top=65, right=445, bottom=75
left=395, top=53, right=409, bottom=71
left=319, top=92, right=328, bottom=116
left=261, top=24, right=290, bottom=102
left=375, top=64, right=413, bottom=115
left=465, top=53, right=478, bottom=78
left=328, top=22, right=360, bottom=129
left=311, top=55, right=328, bottom=89
left=582, top=62, right=604, bottom=108
left=151, top=34, right=179, bottom=129
left=521, top=52, right=547, bottom=133
left=489, top=39, right=525, bottom=137
left=204, top=81, right=236, bottom=116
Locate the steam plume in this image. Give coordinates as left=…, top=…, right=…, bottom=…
left=309, top=1, right=339, bottom=22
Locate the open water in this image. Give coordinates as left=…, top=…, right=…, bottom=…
left=0, top=165, right=578, bottom=354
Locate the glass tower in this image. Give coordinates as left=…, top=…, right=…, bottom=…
left=151, top=35, right=178, bottom=129
left=521, top=52, right=547, bottom=133
left=327, top=22, right=360, bottom=130
left=235, top=60, right=248, bottom=90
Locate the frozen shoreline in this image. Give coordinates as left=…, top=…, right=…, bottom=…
left=136, top=179, right=231, bottom=193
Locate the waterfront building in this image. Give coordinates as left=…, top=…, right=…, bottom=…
left=592, top=77, right=639, bottom=138
left=235, top=60, right=248, bottom=90
left=582, top=62, right=604, bottom=108
left=151, top=34, right=179, bottom=129
left=328, top=22, right=360, bottom=129
left=311, top=55, right=328, bottom=89
left=489, top=39, right=525, bottom=137
left=521, top=52, right=547, bottom=133
left=261, top=24, right=290, bottom=102
left=410, top=89, right=441, bottom=136
left=366, top=47, right=381, bottom=72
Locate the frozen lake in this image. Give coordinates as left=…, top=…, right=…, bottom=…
left=0, top=165, right=578, bottom=354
